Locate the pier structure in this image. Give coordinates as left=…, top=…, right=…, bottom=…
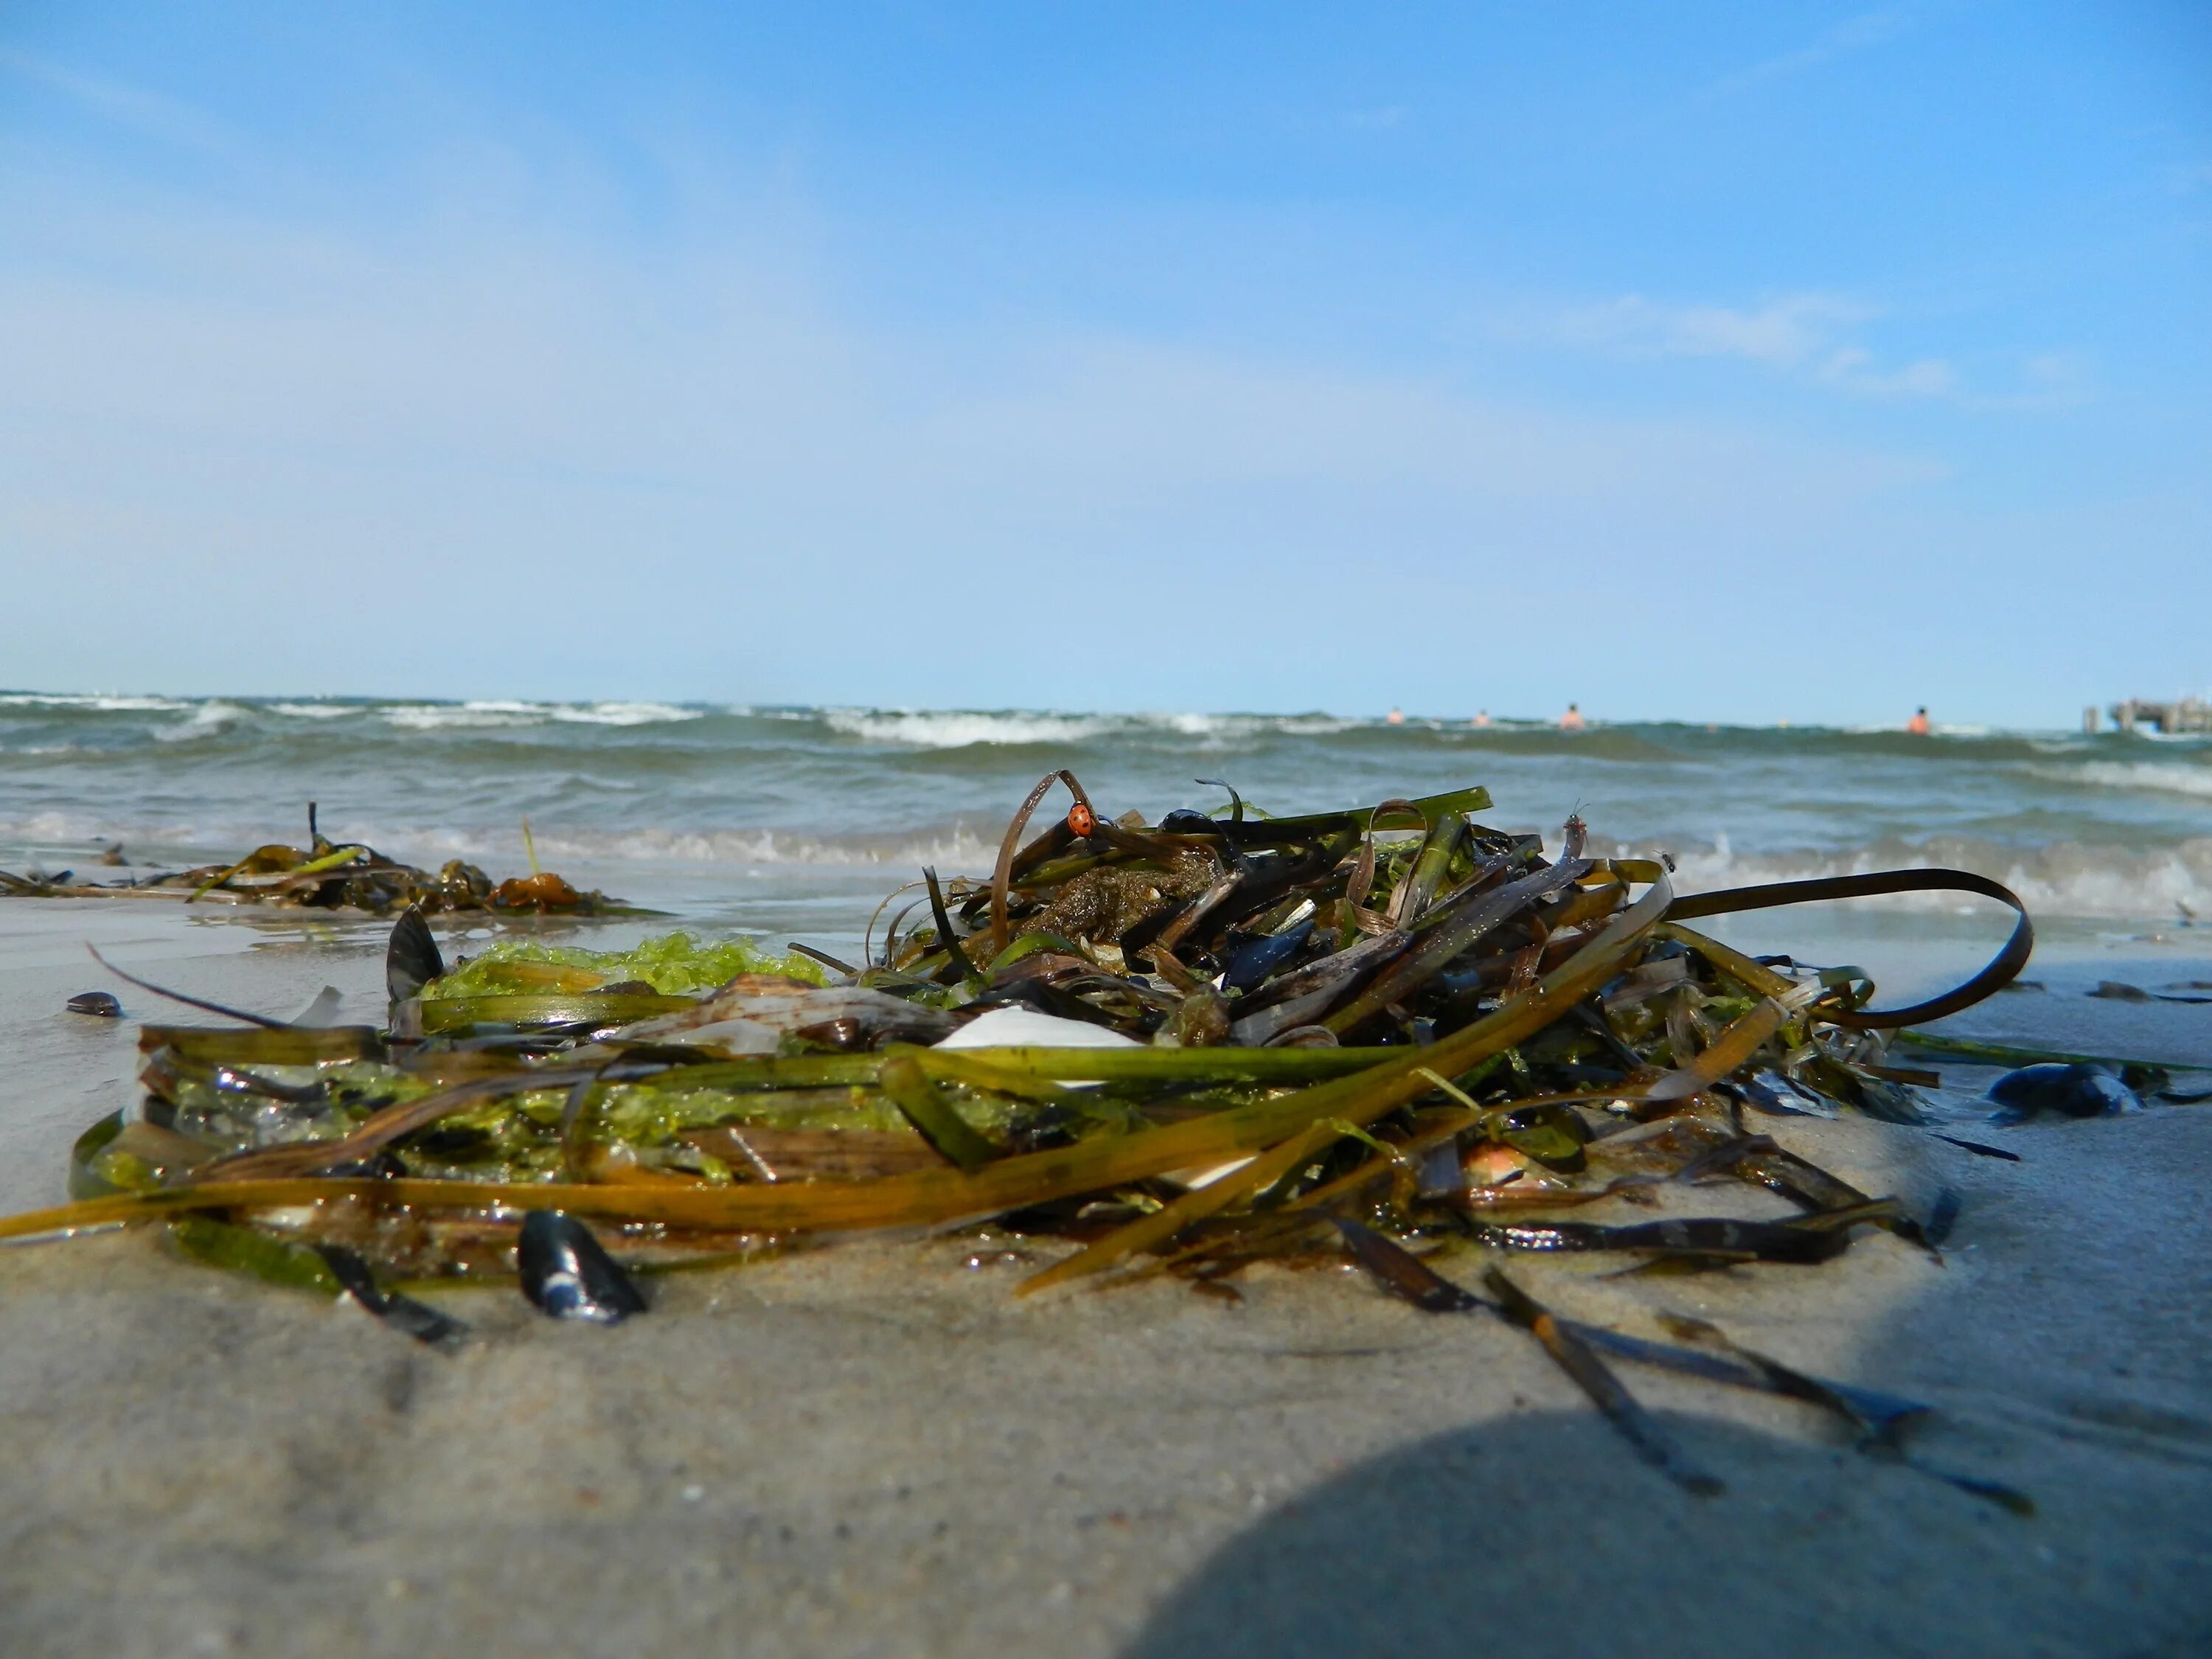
left=2109, top=697, right=2212, bottom=734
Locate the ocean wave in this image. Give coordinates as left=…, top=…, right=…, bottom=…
left=0, top=692, right=193, bottom=712
left=378, top=703, right=534, bottom=731
left=269, top=702, right=359, bottom=720
left=378, top=700, right=703, bottom=731
left=151, top=701, right=250, bottom=742
left=824, top=710, right=1119, bottom=748
left=820, top=707, right=1373, bottom=749
left=0, top=815, right=1002, bottom=878
left=546, top=702, right=703, bottom=726
left=2051, top=761, right=2212, bottom=801
left=526, top=824, right=1004, bottom=869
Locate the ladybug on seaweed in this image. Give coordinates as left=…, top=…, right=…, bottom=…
left=1067, top=801, right=1096, bottom=838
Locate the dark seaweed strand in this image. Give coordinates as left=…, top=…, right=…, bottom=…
left=1329, top=1217, right=1481, bottom=1312
left=313, top=1244, right=468, bottom=1349
left=1332, top=1223, right=1935, bottom=1430
left=1481, top=1265, right=1722, bottom=1496
left=922, top=867, right=977, bottom=983
left=1656, top=1313, right=2031, bottom=1515
left=1655, top=1313, right=1923, bottom=1441
left=86, top=944, right=291, bottom=1029
left=1667, top=868, right=2031, bottom=1029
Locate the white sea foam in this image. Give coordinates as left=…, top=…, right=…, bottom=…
left=825, top=710, right=1117, bottom=748
left=269, top=702, right=358, bottom=720
left=378, top=700, right=702, bottom=731
left=0, top=693, right=192, bottom=712
left=547, top=702, right=702, bottom=726
left=821, top=707, right=1363, bottom=748
left=2056, top=761, right=2212, bottom=801
left=523, top=824, right=1004, bottom=871
left=376, top=703, right=532, bottom=730
left=151, top=701, right=248, bottom=742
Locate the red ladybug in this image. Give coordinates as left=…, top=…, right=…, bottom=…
left=1067, top=801, right=1096, bottom=837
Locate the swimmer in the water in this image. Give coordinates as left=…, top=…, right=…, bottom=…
left=1385, top=707, right=1405, bottom=725
left=1907, top=706, right=1930, bottom=735
left=1559, top=703, right=1586, bottom=731
left=1471, top=710, right=1491, bottom=728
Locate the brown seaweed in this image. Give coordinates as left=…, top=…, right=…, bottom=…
left=4, top=806, right=638, bottom=917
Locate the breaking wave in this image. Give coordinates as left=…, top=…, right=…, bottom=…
left=2051, top=761, right=2212, bottom=801
left=821, top=708, right=1362, bottom=748
left=267, top=702, right=359, bottom=720
left=824, top=709, right=1119, bottom=748
left=375, top=700, right=703, bottom=730
left=150, top=700, right=249, bottom=742
left=0, top=692, right=193, bottom=712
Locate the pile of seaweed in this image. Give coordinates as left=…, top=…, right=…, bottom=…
left=7, top=772, right=2052, bottom=1500
left=0, top=806, right=634, bottom=916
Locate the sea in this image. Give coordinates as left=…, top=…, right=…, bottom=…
left=3, top=694, right=2208, bottom=999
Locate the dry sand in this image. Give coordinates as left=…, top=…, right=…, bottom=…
left=1, top=900, right=2208, bottom=1658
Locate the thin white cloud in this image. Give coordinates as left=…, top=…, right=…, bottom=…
left=0, top=49, right=232, bottom=153
left=1554, top=290, right=1972, bottom=401
left=1557, top=292, right=1874, bottom=371
left=1547, top=289, right=2085, bottom=410
left=1714, top=9, right=1912, bottom=95
left=1813, top=347, right=1957, bottom=399
left=1959, top=351, right=2095, bottom=413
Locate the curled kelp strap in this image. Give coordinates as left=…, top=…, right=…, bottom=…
left=1666, top=868, right=2033, bottom=1028
left=990, top=770, right=1096, bottom=960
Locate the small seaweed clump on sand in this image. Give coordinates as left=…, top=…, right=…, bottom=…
left=0, top=806, right=633, bottom=916
left=8, top=773, right=2051, bottom=1500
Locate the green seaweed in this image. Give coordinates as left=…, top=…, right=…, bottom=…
left=166, top=1215, right=342, bottom=1295
left=422, top=931, right=828, bottom=1000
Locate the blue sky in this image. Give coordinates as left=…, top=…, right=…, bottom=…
left=1, top=2, right=2205, bottom=724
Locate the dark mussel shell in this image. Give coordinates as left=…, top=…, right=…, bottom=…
left=66, top=991, right=122, bottom=1018
left=1987, top=1062, right=2140, bottom=1121
left=518, top=1211, right=648, bottom=1324
left=385, top=907, right=446, bottom=1006
left=1222, top=919, right=1314, bottom=995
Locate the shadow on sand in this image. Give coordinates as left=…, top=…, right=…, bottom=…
left=1125, top=1399, right=2208, bottom=1659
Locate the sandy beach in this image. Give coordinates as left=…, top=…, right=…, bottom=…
left=1, top=899, right=2207, bottom=1658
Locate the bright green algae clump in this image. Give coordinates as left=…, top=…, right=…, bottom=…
left=421, top=931, right=827, bottom=999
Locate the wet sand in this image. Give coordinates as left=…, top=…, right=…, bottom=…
left=1, top=901, right=2208, bottom=1658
